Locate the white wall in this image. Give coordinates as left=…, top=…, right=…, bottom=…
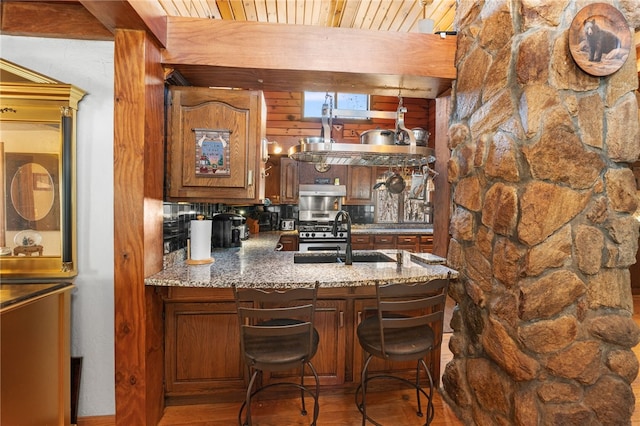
left=1, top=35, right=116, bottom=417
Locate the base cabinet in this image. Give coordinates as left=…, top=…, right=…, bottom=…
left=163, top=287, right=440, bottom=403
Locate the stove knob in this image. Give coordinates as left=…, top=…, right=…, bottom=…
left=311, top=232, right=315, bottom=238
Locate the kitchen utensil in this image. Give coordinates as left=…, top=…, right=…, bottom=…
left=360, top=129, right=396, bottom=145
left=373, top=171, right=406, bottom=194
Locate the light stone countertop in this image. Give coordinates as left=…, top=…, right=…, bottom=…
left=145, top=232, right=457, bottom=289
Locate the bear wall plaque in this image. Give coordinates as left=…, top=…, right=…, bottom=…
left=569, top=3, right=632, bottom=77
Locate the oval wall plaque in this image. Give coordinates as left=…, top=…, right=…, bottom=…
left=569, top=3, right=632, bottom=77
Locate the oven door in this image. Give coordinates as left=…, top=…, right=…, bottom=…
left=298, top=240, right=347, bottom=252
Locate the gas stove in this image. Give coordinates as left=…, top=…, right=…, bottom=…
left=298, top=221, right=348, bottom=251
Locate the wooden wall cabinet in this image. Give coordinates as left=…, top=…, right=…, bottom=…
left=280, top=157, right=299, bottom=203
left=166, top=86, right=267, bottom=204
left=345, top=166, right=377, bottom=205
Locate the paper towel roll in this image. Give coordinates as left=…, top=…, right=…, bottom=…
left=190, top=220, right=212, bottom=260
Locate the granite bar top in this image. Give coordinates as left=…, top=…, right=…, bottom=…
left=145, top=233, right=456, bottom=289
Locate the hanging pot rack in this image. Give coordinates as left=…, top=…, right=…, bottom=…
left=288, top=95, right=435, bottom=167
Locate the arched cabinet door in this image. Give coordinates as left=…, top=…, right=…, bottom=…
left=166, top=86, right=267, bottom=204
left=0, top=58, right=85, bottom=280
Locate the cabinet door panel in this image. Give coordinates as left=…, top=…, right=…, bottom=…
left=280, top=157, right=299, bottom=203
left=266, top=299, right=346, bottom=386
left=167, top=87, right=266, bottom=203
left=351, top=234, right=373, bottom=250
left=165, top=302, right=246, bottom=396
left=346, top=166, right=374, bottom=204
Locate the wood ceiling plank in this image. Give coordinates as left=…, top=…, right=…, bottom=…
left=171, top=0, right=191, bottom=15
left=157, top=0, right=181, bottom=16
left=339, top=0, right=359, bottom=28
left=229, top=0, right=247, bottom=20
left=203, top=0, right=222, bottom=18
left=265, top=0, right=278, bottom=22
left=254, top=0, right=268, bottom=21
left=189, top=0, right=211, bottom=17
left=294, top=0, right=305, bottom=25
left=388, top=0, right=415, bottom=32
left=215, top=0, right=233, bottom=19
left=351, top=0, right=372, bottom=29
left=329, top=0, right=346, bottom=28
left=369, top=0, right=392, bottom=31
left=396, top=1, right=423, bottom=33
left=241, top=0, right=257, bottom=21
left=377, top=0, right=403, bottom=31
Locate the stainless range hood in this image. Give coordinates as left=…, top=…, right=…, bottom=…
left=288, top=98, right=435, bottom=167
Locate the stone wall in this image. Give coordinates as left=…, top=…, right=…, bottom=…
left=442, top=1, right=640, bottom=424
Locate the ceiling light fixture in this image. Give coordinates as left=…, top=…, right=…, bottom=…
left=267, top=141, right=282, bottom=154
left=418, top=0, right=434, bottom=33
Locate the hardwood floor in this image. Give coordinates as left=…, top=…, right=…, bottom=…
left=159, top=296, right=640, bottom=426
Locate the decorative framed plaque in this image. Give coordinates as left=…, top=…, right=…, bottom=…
left=194, top=128, right=231, bottom=176
left=569, top=3, right=632, bottom=77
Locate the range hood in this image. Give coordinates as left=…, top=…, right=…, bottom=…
left=288, top=97, right=435, bottom=167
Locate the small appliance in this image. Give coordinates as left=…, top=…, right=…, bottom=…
left=280, top=219, right=295, bottom=231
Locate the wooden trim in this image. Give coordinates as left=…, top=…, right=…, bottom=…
left=77, top=415, right=116, bottom=426
left=113, top=29, right=165, bottom=426
left=432, top=96, right=451, bottom=258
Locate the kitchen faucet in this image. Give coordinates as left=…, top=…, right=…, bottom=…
left=333, top=210, right=352, bottom=265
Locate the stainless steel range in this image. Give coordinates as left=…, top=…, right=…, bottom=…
left=298, top=222, right=348, bottom=252
left=297, top=184, right=348, bottom=251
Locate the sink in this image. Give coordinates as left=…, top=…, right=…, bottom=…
left=293, top=251, right=395, bottom=264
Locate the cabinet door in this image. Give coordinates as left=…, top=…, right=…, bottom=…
left=166, top=86, right=266, bottom=203
left=346, top=165, right=375, bottom=205
left=265, top=299, right=347, bottom=386
left=280, top=157, right=299, bottom=203
left=353, top=299, right=441, bottom=386
left=351, top=234, right=373, bottom=250
left=164, top=301, right=247, bottom=398
left=277, top=235, right=299, bottom=251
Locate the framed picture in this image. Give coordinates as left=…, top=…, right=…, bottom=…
left=194, top=128, right=231, bottom=177
left=569, top=3, right=632, bottom=77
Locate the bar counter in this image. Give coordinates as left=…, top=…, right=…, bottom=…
left=145, top=232, right=457, bottom=288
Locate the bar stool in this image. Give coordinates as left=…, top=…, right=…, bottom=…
left=233, top=282, right=320, bottom=426
left=355, top=274, right=450, bottom=425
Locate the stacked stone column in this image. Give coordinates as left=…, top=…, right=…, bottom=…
left=442, top=1, right=640, bottom=424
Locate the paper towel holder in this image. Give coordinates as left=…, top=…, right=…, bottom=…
left=186, top=216, right=215, bottom=265
left=186, top=238, right=215, bottom=265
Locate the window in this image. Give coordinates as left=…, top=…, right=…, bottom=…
left=303, top=92, right=369, bottom=119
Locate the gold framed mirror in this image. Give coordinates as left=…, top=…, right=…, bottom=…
left=0, top=59, right=85, bottom=279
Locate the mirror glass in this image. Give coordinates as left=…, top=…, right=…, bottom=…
left=10, top=163, right=55, bottom=221
left=1, top=121, right=62, bottom=257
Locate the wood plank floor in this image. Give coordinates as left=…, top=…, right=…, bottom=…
left=159, top=296, right=640, bottom=426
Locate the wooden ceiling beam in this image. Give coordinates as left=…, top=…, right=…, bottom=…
left=163, top=17, right=456, bottom=79
left=0, top=1, right=113, bottom=40
left=78, top=0, right=167, bottom=47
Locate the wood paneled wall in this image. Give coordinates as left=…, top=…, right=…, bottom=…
left=263, top=92, right=435, bottom=151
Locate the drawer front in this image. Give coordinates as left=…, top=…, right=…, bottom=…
left=351, top=234, right=373, bottom=250
left=373, top=235, right=396, bottom=248
left=397, top=235, right=418, bottom=245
